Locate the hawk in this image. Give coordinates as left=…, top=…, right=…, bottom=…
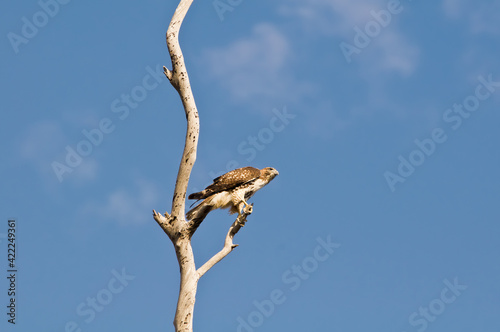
left=186, top=166, right=279, bottom=221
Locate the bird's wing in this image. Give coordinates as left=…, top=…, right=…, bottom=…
left=206, top=166, right=261, bottom=194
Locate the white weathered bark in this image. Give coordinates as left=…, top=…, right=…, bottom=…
left=197, top=205, right=253, bottom=278
left=165, top=0, right=199, bottom=220
left=151, top=1, right=255, bottom=331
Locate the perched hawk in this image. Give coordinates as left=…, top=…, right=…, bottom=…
left=186, top=166, right=279, bottom=221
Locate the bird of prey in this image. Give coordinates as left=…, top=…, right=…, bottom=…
left=186, top=166, right=279, bottom=221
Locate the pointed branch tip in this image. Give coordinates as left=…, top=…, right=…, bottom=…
left=152, top=209, right=170, bottom=221
left=163, top=66, right=173, bottom=80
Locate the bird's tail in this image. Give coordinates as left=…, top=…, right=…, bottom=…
left=186, top=196, right=214, bottom=222
left=188, top=191, right=205, bottom=200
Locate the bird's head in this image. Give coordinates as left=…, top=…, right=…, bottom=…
left=261, top=167, right=279, bottom=181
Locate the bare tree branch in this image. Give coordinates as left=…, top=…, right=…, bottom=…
left=196, top=205, right=253, bottom=279
left=152, top=209, right=174, bottom=239
left=172, top=236, right=198, bottom=331
left=165, top=0, right=199, bottom=220
left=152, top=1, right=262, bottom=331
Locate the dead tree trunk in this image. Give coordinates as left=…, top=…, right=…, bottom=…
left=152, top=1, right=254, bottom=331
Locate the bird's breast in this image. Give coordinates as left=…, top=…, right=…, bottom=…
left=211, top=191, right=233, bottom=209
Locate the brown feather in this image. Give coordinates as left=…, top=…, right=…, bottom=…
left=186, top=166, right=279, bottom=221
left=188, top=166, right=261, bottom=200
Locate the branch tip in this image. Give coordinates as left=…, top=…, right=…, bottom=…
left=152, top=209, right=170, bottom=223
left=163, top=66, right=173, bottom=80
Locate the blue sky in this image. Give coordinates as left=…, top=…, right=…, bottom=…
left=1, top=0, right=499, bottom=331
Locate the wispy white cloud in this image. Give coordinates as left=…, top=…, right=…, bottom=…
left=76, top=159, right=99, bottom=182
left=17, top=120, right=99, bottom=183
left=279, top=0, right=386, bottom=35
left=369, top=30, right=420, bottom=77
left=88, top=178, right=160, bottom=225
left=202, top=23, right=312, bottom=105
left=280, top=0, right=419, bottom=75
left=16, top=114, right=105, bottom=189
left=278, top=0, right=421, bottom=134
left=469, top=3, right=500, bottom=35
left=441, top=1, right=500, bottom=88
left=442, top=0, right=463, bottom=19
left=442, top=1, right=500, bottom=35
left=203, top=0, right=421, bottom=139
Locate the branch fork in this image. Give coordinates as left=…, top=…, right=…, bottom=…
left=152, top=1, right=257, bottom=330
left=163, top=66, right=173, bottom=81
